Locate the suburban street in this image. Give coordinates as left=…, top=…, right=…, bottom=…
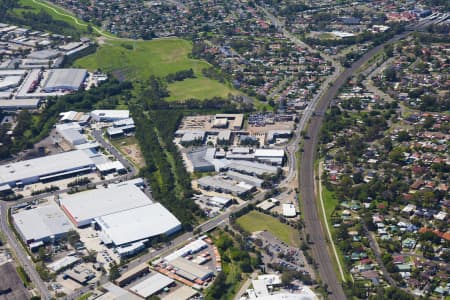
left=0, top=203, right=52, bottom=300
left=299, top=31, right=410, bottom=300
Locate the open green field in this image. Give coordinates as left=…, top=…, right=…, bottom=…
left=236, top=211, right=300, bottom=247
left=75, top=39, right=207, bottom=79
left=166, top=77, right=236, bottom=102
left=75, top=39, right=237, bottom=101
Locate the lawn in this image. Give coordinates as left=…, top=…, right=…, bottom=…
left=236, top=210, right=300, bottom=247
left=109, top=136, right=138, bottom=147
left=322, top=184, right=339, bottom=219
left=166, top=77, right=236, bottom=102
left=318, top=33, right=337, bottom=40
left=75, top=39, right=237, bottom=100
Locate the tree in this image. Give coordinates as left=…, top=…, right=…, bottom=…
left=384, top=44, right=394, bottom=57
left=396, top=130, right=410, bottom=142
left=384, top=67, right=398, bottom=82
left=389, top=148, right=404, bottom=165
left=109, top=263, right=120, bottom=281
left=382, top=137, right=393, bottom=152
left=423, top=115, right=434, bottom=129
left=281, top=271, right=296, bottom=286
left=67, top=230, right=80, bottom=247
left=353, top=172, right=363, bottom=184
left=83, top=250, right=97, bottom=263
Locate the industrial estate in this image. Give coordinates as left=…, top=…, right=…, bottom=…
left=0, top=0, right=448, bottom=300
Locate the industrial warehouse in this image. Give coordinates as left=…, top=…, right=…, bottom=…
left=12, top=179, right=181, bottom=251
left=95, top=203, right=182, bottom=246
left=12, top=202, right=74, bottom=249
left=59, top=181, right=152, bottom=227
left=0, top=150, right=95, bottom=189
left=59, top=180, right=181, bottom=246
left=42, top=68, right=87, bottom=92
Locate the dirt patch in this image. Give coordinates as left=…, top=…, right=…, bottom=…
left=122, top=144, right=145, bottom=168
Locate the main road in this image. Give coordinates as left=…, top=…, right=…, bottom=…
left=299, top=31, right=410, bottom=300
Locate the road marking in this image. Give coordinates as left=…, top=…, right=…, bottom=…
left=317, top=161, right=348, bottom=283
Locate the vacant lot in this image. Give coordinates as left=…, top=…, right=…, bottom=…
left=74, top=39, right=237, bottom=101
left=236, top=210, right=300, bottom=247
left=109, top=136, right=145, bottom=169
left=166, top=77, right=236, bottom=102
left=75, top=39, right=205, bottom=79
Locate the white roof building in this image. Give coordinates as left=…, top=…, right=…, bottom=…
left=282, top=203, right=297, bottom=218
left=56, top=123, right=86, bottom=146
left=96, top=161, right=126, bottom=174
left=0, top=99, right=41, bottom=110
left=258, top=274, right=282, bottom=286
left=252, top=279, right=269, bottom=297
left=97, top=282, right=141, bottom=300
left=164, top=238, right=208, bottom=262
left=0, top=75, right=22, bottom=91
left=248, top=274, right=317, bottom=300
left=13, top=203, right=74, bottom=244
left=28, top=49, right=60, bottom=60
left=43, top=69, right=87, bottom=92
left=95, top=203, right=182, bottom=246
left=90, top=110, right=129, bottom=122
left=59, top=182, right=152, bottom=227
left=161, top=286, right=198, bottom=300
left=47, top=256, right=80, bottom=273
left=254, top=149, right=285, bottom=166
left=129, top=273, right=174, bottom=298
left=0, top=150, right=95, bottom=187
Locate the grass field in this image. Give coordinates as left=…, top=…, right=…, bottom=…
left=166, top=77, right=236, bottom=102
left=322, top=184, right=339, bottom=219
left=75, top=39, right=237, bottom=101
left=236, top=210, right=300, bottom=247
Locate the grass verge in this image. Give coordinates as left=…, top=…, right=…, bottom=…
left=16, top=266, right=31, bottom=287
left=316, top=160, right=352, bottom=282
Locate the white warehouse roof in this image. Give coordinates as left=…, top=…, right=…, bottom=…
left=47, top=256, right=80, bottom=273
left=0, top=150, right=94, bottom=187
left=60, top=182, right=152, bottom=227
left=43, top=69, right=87, bottom=92
left=13, top=203, right=73, bottom=243
left=90, top=110, right=129, bottom=122
left=282, top=203, right=297, bottom=218
left=95, top=203, right=181, bottom=246
left=254, top=149, right=285, bottom=157
left=129, top=273, right=174, bottom=298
